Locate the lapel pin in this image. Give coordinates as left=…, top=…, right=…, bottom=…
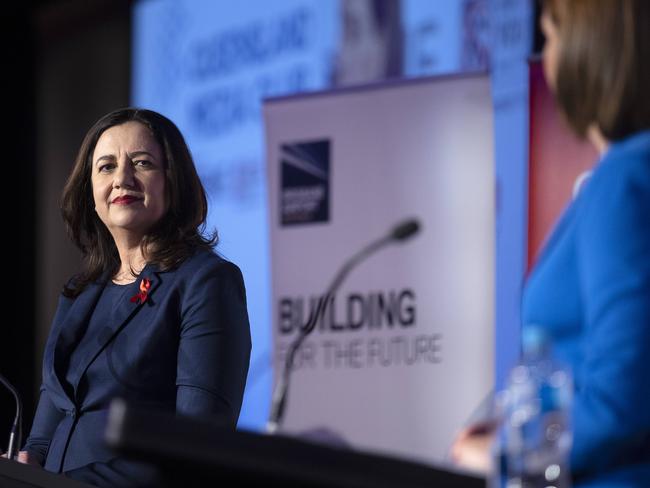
left=130, top=277, right=152, bottom=304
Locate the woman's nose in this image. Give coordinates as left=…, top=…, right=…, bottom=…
left=113, top=162, right=136, bottom=189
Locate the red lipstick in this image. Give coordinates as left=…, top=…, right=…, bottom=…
left=112, top=195, right=142, bottom=205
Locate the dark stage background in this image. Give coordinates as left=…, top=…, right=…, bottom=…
left=2, top=0, right=131, bottom=452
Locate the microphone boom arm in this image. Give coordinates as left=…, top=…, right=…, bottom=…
left=0, top=374, right=23, bottom=460
left=266, top=219, right=419, bottom=434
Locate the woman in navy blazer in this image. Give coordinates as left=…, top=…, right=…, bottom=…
left=19, top=108, right=251, bottom=486
left=452, top=1, right=650, bottom=486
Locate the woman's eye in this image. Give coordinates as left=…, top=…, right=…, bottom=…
left=134, top=160, right=152, bottom=168
left=98, top=164, right=114, bottom=173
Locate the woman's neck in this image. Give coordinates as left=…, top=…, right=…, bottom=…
left=111, top=233, right=147, bottom=283
left=588, top=125, right=609, bottom=155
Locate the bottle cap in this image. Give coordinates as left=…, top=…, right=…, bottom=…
left=521, top=324, right=550, bottom=357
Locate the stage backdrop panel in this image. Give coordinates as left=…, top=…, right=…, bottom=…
left=265, top=74, right=495, bottom=464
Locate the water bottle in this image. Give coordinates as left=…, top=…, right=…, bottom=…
left=491, top=325, right=573, bottom=488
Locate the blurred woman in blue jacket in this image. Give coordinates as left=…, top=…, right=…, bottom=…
left=453, top=1, right=650, bottom=486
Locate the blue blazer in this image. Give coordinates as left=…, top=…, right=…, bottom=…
left=522, top=130, right=650, bottom=487
left=24, top=249, right=251, bottom=482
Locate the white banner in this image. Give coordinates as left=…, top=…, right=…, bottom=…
left=265, top=74, right=495, bottom=464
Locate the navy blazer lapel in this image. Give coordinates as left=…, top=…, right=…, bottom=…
left=52, top=279, right=107, bottom=401
left=70, top=265, right=164, bottom=393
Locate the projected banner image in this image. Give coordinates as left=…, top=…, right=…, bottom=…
left=132, top=0, right=524, bottom=432
left=265, top=74, right=495, bottom=463
left=132, top=0, right=341, bottom=429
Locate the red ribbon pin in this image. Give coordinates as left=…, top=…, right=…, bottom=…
left=130, top=277, right=151, bottom=304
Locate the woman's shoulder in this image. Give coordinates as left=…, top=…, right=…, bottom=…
left=574, top=131, right=650, bottom=250
left=598, top=130, right=650, bottom=177
left=581, top=131, right=650, bottom=200
left=607, top=129, right=650, bottom=158
left=173, top=248, right=243, bottom=280
left=171, top=249, right=246, bottom=301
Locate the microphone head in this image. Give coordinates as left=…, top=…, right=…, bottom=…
left=390, top=218, right=420, bottom=241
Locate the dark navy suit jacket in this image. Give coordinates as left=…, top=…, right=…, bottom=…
left=24, top=249, right=251, bottom=484
left=523, top=130, right=650, bottom=487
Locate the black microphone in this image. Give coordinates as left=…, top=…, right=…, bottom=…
left=266, top=218, right=421, bottom=434
left=0, top=373, right=22, bottom=460
left=391, top=219, right=420, bottom=241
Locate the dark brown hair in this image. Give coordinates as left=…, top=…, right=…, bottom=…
left=543, top=0, right=650, bottom=140
left=61, top=108, right=216, bottom=297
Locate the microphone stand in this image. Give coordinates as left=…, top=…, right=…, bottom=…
left=266, top=219, right=420, bottom=434
left=0, top=373, right=22, bottom=460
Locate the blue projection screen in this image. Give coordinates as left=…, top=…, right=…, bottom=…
left=132, top=0, right=528, bottom=430
left=132, top=0, right=340, bottom=429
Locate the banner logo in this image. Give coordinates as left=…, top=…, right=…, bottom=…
left=280, top=139, right=330, bottom=225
